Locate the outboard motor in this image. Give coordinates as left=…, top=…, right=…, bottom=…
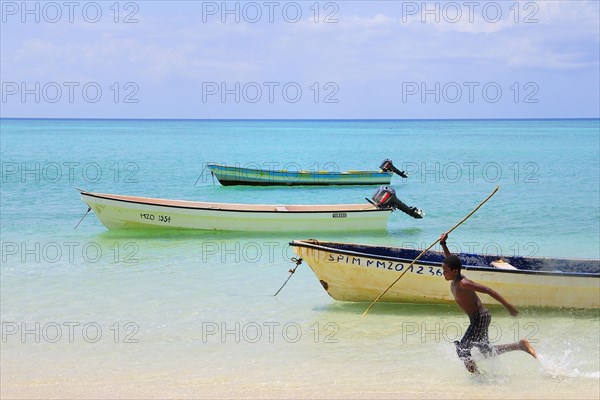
left=371, top=186, right=424, bottom=219
left=380, top=159, right=407, bottom=178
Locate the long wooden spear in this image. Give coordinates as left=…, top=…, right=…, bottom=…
left=361, top=186, right=500, bottom=317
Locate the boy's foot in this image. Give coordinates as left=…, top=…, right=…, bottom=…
left=520, top=339, right=537, bottom=359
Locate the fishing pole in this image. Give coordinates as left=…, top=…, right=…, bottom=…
left=362, top=186, right=500, bottom=317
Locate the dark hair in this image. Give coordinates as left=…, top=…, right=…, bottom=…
left=443, top=255, right=462, bottom=271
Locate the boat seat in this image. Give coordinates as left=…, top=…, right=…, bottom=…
left=275, top=206, right=288, bottom=212
left=490, top=259, right=517, bottom=270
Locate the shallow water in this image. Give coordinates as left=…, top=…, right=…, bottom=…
left=1, top=119, right=599, bottom=398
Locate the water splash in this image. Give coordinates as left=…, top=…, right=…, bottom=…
left=537, top=342, right=600, bottom=380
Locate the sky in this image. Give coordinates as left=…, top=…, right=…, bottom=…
left=1, top=0, right=599, bottom=119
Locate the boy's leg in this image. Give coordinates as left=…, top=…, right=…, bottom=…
left=463, top=359, right=479, bottom=374
left=455, top=340, right=480, bottom=374
left=469, top=310, right=493, bottom=360
left=494, top=339, right=537, bottom=358
left=455, top=310, right=491, bottom=374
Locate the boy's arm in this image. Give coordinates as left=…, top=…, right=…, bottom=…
left=440, top=233, right=451, bottom=257
left=460, top=279, right=519, bottom=316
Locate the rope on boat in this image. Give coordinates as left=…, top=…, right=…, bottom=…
left=273, top=257, right=303, bottom=296
left=362, top=185, right=500, bottom=317
left=74, top=207, right=91, bottom=229
left=194, top=164, right=210, bottom=187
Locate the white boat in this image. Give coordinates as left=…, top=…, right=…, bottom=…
left=207, top=159, right=407, bottom=186
left=290, top=240, right=600, bottom=309
left=78, top=190, right=395, bottom=232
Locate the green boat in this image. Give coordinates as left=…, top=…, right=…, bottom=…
left=207, top=159, right=407, bottom=186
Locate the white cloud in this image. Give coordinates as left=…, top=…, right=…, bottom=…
left=1, top=0, right=598, bottom=117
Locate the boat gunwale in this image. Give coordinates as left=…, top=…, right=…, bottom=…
left=207, top=163, right=392, bottom=177
left=290, top=240, right=600, bottom=279
left=80, top=191, right=392, bottom=214
left=216, top=180, right=391, bottom=186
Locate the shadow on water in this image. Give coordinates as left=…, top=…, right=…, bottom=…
left=313, top=301, right=459, bottom=317
left=520, top=306, right=600, bottom=320
left=83, top=227, right=422, bottom=244
left=312, top=301, right=600, bottom=320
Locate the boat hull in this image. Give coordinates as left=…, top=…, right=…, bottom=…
left=80, top=192, right=392, bottom=232
left=291, top=241, right=600, bottom=309
left=208, top=164, right=393, bottom=186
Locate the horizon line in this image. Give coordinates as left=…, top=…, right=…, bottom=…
left=2, top=117, right=599, bottom=122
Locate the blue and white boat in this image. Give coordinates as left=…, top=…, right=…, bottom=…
left=290, top=240, right=600, bottom=309
left=207, top=159, right=407, bottom=186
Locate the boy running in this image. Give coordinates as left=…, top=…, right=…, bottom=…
left=440, top=232, right=537, bottom=373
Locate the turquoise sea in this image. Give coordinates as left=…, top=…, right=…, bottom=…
left=1, top=119, right=599, bottom=399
